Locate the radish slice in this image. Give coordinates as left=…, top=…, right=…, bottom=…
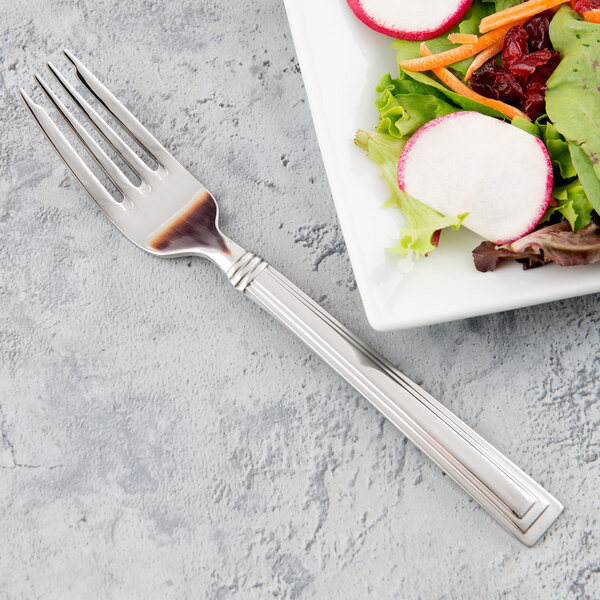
left=347, top=0, right=474, bottom=41
left=397, top=112, right=552, bottom=244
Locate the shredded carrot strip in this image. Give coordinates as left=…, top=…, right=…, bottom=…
left=465, top=39, right=505, bottom=81
left=401, top=23, right=520, bottom=72
left=420, top=44, right=530, bottom=121
left=479, top=0, right=570, bottom=33
left=584, top=9, right=600, bottom=22
left=448, top=33, right=479, bottom=44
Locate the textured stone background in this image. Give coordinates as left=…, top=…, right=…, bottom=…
left=1, top=0, right=599, bottom=598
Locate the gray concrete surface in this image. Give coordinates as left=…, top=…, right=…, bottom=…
left=0, top=0, right=599, bottom=598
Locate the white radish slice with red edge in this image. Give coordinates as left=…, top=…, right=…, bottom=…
left=397, top=112, right=552, bottom=245
left=347, top=0, right=473, bottom=41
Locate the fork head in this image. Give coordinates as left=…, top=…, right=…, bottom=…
left=20, top=50, right=238, bottom=269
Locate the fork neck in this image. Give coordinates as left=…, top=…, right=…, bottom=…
left=192, top=235, right=268, bottom=293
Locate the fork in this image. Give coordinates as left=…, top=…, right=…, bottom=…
left=20, top=51, right=563, bottom=546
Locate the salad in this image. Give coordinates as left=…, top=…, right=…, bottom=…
left=349, top=0, right=600, bottom=271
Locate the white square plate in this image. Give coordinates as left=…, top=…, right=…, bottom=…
left=283, top=0, right=600, bottom=330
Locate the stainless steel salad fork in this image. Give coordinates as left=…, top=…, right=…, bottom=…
left=20, top=51, right=563, bottom=546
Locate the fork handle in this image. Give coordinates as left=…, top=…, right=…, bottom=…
left=226, top=252, right=562, bottom=546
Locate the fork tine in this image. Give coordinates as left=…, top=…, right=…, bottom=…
left=46, top=61, right=153, bottom=180
left=35, top=73, right=138, bottom=197
left=63, top=50, right=172, bottom=166
left=19, top=88, right=125, bottom=216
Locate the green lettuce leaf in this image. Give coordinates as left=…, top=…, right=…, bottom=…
left=546, top=6, right=600, bottom=211
left=542, top=180, right=593, bottom=231
left=568, top=142, right=600, bottom=214
left=355, top=129, right=466, bottom=257
left=511, top=115, right=542, bottom=138
left=399, top=69, right=507, bottom=118
left=481, top=0, right=522, bottom=11
left=374, top=73, right=458, bottom=138
left=541, top=123, right=578, bottom=180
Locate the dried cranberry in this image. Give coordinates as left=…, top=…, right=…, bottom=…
left=524, top=87, right=546, bottom=120
left=502, top=26, right=529, bottom=68
left=573, top=0, right=600, bottom=14
left=527, top=68, right=556, bottom=90
left=470, top=59, right=525, bottom=105
left=508, top=49, right=560, bottom=86
left=468, top=7, right=561, bottom=123
left=523, top=10, right=553, bottom=51
left=523, top=68, right=558, bottom=119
